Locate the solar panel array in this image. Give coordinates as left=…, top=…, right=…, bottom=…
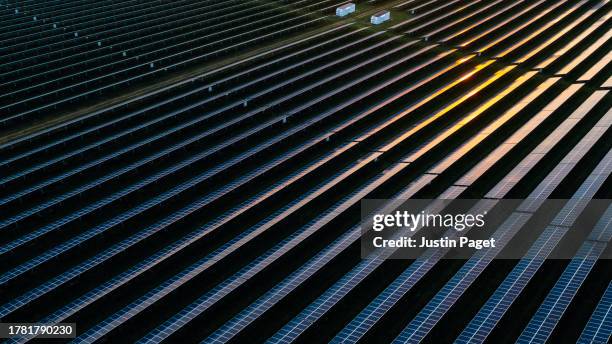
left=1, top=0, right=611, bottom=342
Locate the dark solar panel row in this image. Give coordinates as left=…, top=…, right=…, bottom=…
left=517, top=238, right=608, bottom=342
left=246, top=80, right=604, bottom=344
left=578, top=280, right=612, bottom=343
left=0, top=39, right=450, bottom=284
left=1, top=12, right=468, bottom=338
left=0, top=24, right=361, bottom=170
left=330, top=86, right=609, bottom=344
left=457, top=148, right=612, bottom=344
left=0, top=0, right=343, bottom=128
left=1, top=0, right=611, bottom=342
left=85, top=47, right=492, bottom=342
left=1, top=0, right=239, bottom=50
left=395, top=104, right=612, bottom=344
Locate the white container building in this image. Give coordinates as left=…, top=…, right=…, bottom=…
left=371, top=10, right=390, bottom=25
left=336, top=3, right=355, bottom=17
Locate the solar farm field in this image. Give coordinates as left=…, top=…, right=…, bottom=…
left=0, top=0, right=611, bottom=343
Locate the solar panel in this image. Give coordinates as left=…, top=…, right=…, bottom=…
left=472, top=82, right=582, bottom=196
left=272, top=92, right=582, bottom=341
left=438, top=0, right=528, bottom=43
left=86, top=156, right=393, bottom=342
left=479, top=0, right=579, bottom=55
left=417, top=0, right=505, bottom=40
left=264, top=194, right=456, bottom=342
left=357, top=212, right=529, bottom=344
left=3, top=4, right=612, bottom=341
left=514, top=4, right=610, bottom=64
left=204, top=43, right=608, bottom=340
left=556, top=28, right=612, bottom=75
left=518, top=116, right=612, bottom=212
left=578, top=50, right=612, bottom=82
left=588, top=205, right=612, bottom=242
left=535, top=13, right=611, bottom=70
left=19, top=37, right=480, bottom=336
left=205, top=228, right=360, bottom=343
left=455, top=227, right=569, bottom=344
left=0, top=30, right=392, bottom=188
left=517, top=241, right=606, bottom=343
left=0, top=23, right=357, bottom=152
left=390, top=0, right=466, bottom=31
left=0, top=0, right=341, bottom=126
left=2, top=33, right=431, bottom=269
left=457, top=0, right=550, bottom=49
left=577, top=281, right=612, bottom=344
left=389, top=98, right=612, bottom=342
left=457, top=147, right=612, bottom=343
left=400, top=65, right=522, bottom=164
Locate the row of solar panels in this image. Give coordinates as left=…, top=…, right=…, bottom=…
left=0, top=0, right=611, bottom=342
left=0, top=0, right=345, bottom=128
